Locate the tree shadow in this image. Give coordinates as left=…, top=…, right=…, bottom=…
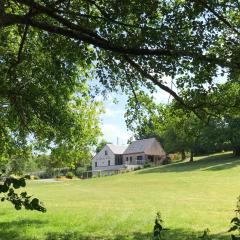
left=0, top=219, right=231, bottom=240
left=138, top=152, right=240, bottom=174
left=45, top=228, right=230, bottom=240
left=0, top=219, right=47, bottom=240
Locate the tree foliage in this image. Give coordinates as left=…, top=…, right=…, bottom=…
left=126, top=93, right=240, bottom=161
left=96, top=139, right=112, bottom=153
left=1, top=0, right=240, bottom=118
left=0, top=176, right=46, bottom=212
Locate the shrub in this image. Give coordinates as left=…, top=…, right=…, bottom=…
left=134, top=166, right=141, bottom=171
left=31, top=175, right=39, bottom=180
left=59, top=167, right=70, bottom=176
left=153, top=212, right=164, bottom=239
left=199, top=229, right=211, bottom=240
left=38, top=170, right=54, bottom=179
left=228, top=196, right=240, bottom=239
left=24, top=174, right=31, bottom=180
left=162, top=157, right=172, bottom=165
left=75, top=167, right=85, bottom=178
left=143, top=163, right=151, bottom=168
left=55, top=175, right=63, bottom=179
left=66, top=172, right=74, bottom=179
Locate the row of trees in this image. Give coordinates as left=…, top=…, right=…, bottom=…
left=1, top=1, right=240, bottom=168
left=126, top=95, right=240, bottom=161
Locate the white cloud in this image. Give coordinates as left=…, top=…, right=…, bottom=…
left=104, top=108, right=124, bottom=117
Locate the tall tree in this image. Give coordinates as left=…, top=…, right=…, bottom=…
left=1, top=0, right=240, bottom=122
left=96, top=139, right=112, bottom=153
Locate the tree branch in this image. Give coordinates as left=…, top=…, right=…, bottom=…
left=4, top=1, right=231, bottom=69
left=7, top=23, right=29, bottom=78
left=122, top=55, right=209, bottom=119
left=199, top=0, right=240, bottom=36
left=123, top=55, right=187, bottom=107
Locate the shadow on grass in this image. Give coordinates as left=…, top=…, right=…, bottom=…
left=0, top=219, right=46, bottom=240
left=0, top=220, right=231, bottom=240
left=139, top=152, right=240, bottom=174
left=45, top=229, right=230, bottom=240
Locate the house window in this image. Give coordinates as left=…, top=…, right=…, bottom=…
left=115, top=155, right=123, bottom=165
left=108, top=160, right=110, bottom=166
left=105, top=150, right=108, bottom=155
left=95, top=162, right=97, bottom=167
left=130, top=157, right=132, bottom=163
left=126, top=157, right=128, bottom=161
left=137, top=156, right=143, bottom=160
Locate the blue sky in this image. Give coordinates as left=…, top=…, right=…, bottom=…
left=99, top=76, right=173, bottom=145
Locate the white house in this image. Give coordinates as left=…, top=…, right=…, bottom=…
left=92, top=138, right=166, bottom=176
left=92, top=144, right=128, bottom=175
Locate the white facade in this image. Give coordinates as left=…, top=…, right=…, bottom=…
left=92, top=145, right=126, bottom=173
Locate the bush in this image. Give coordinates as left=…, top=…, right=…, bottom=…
left=162, top=157, right=172, bottom=165
left=143, top=163, right=151, bottom=168
left=134, top=166, right=141, bottom=171
left=66, top=172, right=74, bottom=179
left=24, top=174, right=31, bottom=180
left=38, top=170, right=53, bottom=179
left=59, top=167, right=70, bottom=176
left=55, top=175, right=63, bottom=179
left=75, top=167, right=85, bottom=178
left=31, top=175, right=39, bottom=180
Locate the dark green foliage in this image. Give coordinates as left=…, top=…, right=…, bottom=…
left=143, top=163, right=151, bottom=168
left=199, top=229, right=211, bottom=240
left=38, top=170, right=54, bottom=179
left=66, top=172, right=74, bottom=179
left=24, top=174, right=31, bottom=180
left=153, top=212, right=164, bottom=239
left=96, top=140, right=112, bottom=153
left=0, top=177, right=46, bottom=212
left=162, top=157, right=172, bottom=165
left=229, top=196, right=240, bottom=239
left=133, top=167, right=141, bottom=171
left=75, top=167, right=85, bottom=178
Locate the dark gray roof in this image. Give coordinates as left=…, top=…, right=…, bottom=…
left=123, top=138, right=156, bottom=154
left=107, top=144, right=128, bottom=154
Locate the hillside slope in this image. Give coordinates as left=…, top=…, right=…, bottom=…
left=0, top=152, right=239, bottom=240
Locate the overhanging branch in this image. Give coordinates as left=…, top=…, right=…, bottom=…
left=1, top=1, right=231, bottom=69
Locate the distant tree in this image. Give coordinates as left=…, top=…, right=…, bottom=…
left=221, top=116, right=240, bottom=157
left=96, top=140, right=112, bottom=153
left=126, top=94, right=226, bottom=161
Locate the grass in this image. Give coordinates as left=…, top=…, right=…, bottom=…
left=0, top=152, right=240, bottom=240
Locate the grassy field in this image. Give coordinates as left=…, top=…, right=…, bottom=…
left=0, top=152, right=240, bottom=240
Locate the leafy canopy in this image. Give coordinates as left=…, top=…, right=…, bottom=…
left=1, top=0, right=240, bottom=118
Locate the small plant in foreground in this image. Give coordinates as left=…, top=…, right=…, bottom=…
left=199, top=228, right=211, bottom=240
left=153, top=212, right=164, bottom=239
left=228, top=196, right=240, bottom=240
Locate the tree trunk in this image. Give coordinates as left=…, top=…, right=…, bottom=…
left=189, top=150, right=194, bottom=162
left=181, top=150, right=186, bottom=161
left=233, top=146, right=240, bottom=157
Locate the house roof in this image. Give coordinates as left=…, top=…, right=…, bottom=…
left=107, top=144, right=128, bottom=154
left=123, top=138, right=156, bottom=154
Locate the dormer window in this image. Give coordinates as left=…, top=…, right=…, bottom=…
left=105, top=150, right=108, bottom=155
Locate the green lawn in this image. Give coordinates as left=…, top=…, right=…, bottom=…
left=0, top=152, right=240, bottom=240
